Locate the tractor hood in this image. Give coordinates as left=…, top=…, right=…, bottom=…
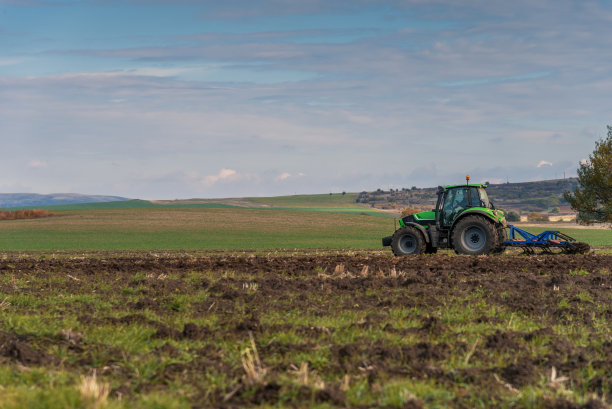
left=400, top=211, right=435, bottom=227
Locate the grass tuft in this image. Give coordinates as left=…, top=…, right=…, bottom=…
left=79, top=371, right=110, bottom=409
left=241, top=331, right=268, bottom=386
left=569, top=269, right=590, bottom=276
left=290, top=362, right=325, bottom=390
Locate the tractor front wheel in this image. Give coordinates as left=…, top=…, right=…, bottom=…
left=452, top=216, right=497, bottom=255
left=391, top=226, right=425, bottom=256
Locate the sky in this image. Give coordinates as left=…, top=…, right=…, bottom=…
left=1, top=0, right=611, bottom=199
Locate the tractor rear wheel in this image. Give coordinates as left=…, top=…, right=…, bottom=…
left=452, top=216, right=497, bottom=255
left=391, top=226, right=425, bottom=256
left=491, top=225, right=507, bottom=254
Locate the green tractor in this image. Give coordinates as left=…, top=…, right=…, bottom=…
left=382, top=178, right=507, bottom=255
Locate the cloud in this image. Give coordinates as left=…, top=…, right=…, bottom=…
left=436, top=71, right=551, bottom=87
left=27, top=159, right=48, bottom=169
left=536, top=161, right=553, bottom=168
left=122, top=169, right=263, bottom=198
left=202, top=168, right=240, bottom=186
left=276, top=172, right=291, bottom=181
left=125, top=66, right=202, bottom=78
left=0, top=0, right=62, bottom=6
left=196, top=0, right=376, bottom=19
left=0, top=58, right=26, bottom=66
left=274, top=172, right=305, bottom=182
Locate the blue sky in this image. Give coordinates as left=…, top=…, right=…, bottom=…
left=1, top=0, right=611, bottom=199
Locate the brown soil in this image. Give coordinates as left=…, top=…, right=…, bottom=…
left=0, top=252, right=611, bottom=408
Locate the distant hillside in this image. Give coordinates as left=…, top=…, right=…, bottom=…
left=149, top=180, right=581, bottom=215
left=0, top=193, right=130, bottom=209
left=356, top=178, right=580, bottom=213
left=3, top=179, right=580, bottom=215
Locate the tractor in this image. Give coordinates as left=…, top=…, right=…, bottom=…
left=382, top=177, right=590, bottom=256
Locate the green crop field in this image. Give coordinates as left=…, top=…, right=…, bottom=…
left=0, top=207, right=610, bottom=252
left=0, top=208, right=395, bottom=251
left=246, top=193, right=361, bottom=208
left=4, top=199, right=241, bottom=211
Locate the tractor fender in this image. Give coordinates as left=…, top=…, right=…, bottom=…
left=403, top=222, right=430, bottom=243
left=450, top=210, right=500, bottom=232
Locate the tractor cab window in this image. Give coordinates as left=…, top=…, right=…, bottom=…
left=477, top=187, right=491, bottom=208
left=442, top=188, right=469, bottom=226
left=467, top=186, right=483, bottom=207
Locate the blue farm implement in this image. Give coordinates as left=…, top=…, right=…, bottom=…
left=504, top=225, right=591, bottom=254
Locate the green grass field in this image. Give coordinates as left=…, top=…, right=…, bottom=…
left=5, top=199, right=240, bottom=211
left=0, top=206, right=609, bottom=251
left=246, top=192, right=361, bottom=208
left=0, top=208, right=395, bottom=251
left=6, top=194, right=385, bottom=217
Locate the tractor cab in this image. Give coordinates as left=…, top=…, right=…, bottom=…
left=437, top=184, right=493, bottom=228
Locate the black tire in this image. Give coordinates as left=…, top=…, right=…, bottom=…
left=491, top=226, right=507, bottom=254
left=451, top=216, right=497, bottom=255
left=391, top=226, right=425, bottom=256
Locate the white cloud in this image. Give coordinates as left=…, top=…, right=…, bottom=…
left=276, top=172, right=291, bottom=181
left=124, top=66, right=219, bottom=78
left=202, top=168, right=238, bottom=186
left=536, top=160, right=552, bottom=168
left=195, top=169, right=260, bottom=189
left=275, top=172, right=305, bottom=182
left=27, top=159, right=48, bottom=168
left=0, top=58, right=25, bottom=66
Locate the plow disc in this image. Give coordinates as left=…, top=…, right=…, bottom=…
left=504, top=225, right=590, bottom=255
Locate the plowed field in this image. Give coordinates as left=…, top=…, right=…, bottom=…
left=0, top=252, right=611, bottom=409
